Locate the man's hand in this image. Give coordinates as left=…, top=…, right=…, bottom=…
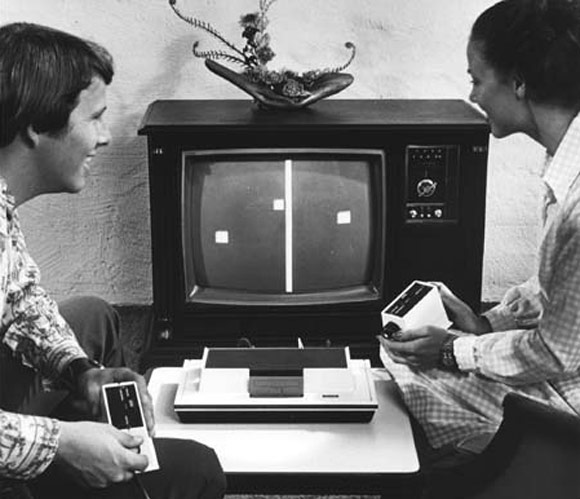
left=55, top=421, right=148, bottom=489
left=77, top=368, right=155, bottom=436
left=378, top=326, right=453, bottom=369
left=433, top=282, right=491, bottom=335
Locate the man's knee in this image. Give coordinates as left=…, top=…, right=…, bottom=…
left=59, top=296, right=119, bottom=332
left=188, top=442, right=227, bottom=495
left=146, top=438, right=227, bottom=499
left=58, top=296, right=123, bottom=367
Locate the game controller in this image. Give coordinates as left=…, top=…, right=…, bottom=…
left=102, top=381, right=159, bottom=473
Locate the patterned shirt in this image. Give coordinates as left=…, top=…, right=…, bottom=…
left=0, top=178, right=87, bottom=479
left=382, top=112, right=580, bottom=449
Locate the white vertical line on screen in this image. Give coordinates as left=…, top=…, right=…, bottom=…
left=285, top=159, right=293, bottom=293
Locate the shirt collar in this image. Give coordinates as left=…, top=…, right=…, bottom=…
left=543, top=112, right=580, bottom=204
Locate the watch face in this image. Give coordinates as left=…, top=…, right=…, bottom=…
left=440, top=337, right=458, bottom=369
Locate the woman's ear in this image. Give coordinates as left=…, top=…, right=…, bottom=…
left=514, top=77, right=526, bottom=100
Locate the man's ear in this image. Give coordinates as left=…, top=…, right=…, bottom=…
left=21, top=125, right=41, bottom=148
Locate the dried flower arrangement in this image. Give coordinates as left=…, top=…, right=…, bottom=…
left=168, top=0, right=356, bottom=109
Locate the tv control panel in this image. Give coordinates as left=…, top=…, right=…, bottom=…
left=405, top=145, right=459, bottom=222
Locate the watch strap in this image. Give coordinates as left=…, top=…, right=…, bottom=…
left=439, top=335, right=459, bottom=371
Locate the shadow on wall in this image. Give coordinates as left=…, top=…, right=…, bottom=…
left=107, top=34, right=200, bottom=296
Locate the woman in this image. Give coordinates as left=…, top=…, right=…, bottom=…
left=379, top=0, right=580, bottom=469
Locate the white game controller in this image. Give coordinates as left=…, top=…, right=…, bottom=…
left=380, top=280, right=452, bottom=334
left=102, top=381, right=160, bottom=473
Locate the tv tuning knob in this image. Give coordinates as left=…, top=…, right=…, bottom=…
left=417, top=178, right=437, bottom=198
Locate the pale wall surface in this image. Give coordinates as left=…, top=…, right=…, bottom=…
left=1, top=0, right=545, bottom=304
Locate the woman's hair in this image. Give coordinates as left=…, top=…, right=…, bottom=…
left=470, top=0, right=580, bottom=106
left=0, top=22, right=114, bottom=148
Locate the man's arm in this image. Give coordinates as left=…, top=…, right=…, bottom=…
left=0, top=411, right=60, bottom=480
left=1, top=238, right=88, bottom=380
left=0, top=408, right=149, bottom=486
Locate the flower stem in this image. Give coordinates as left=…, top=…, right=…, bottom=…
left=170, top=1, right=246, bottom=60
left=329, top=42, right=356, bottom=73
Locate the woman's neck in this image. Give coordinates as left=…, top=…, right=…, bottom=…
left=528, top=102, right=579, bottom=156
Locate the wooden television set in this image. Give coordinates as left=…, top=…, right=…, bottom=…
left=138, top=99, right=489, bottom=365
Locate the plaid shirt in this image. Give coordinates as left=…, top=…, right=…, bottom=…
left=382, top=113, right=580, bottom=449
left=0, top=179, right=86, bottom=479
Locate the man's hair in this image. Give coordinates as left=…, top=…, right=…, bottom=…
left=0, top=22, right=114, bottom=148
left=470, top=0, right=580, bottom=107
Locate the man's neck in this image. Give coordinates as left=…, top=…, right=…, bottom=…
left=0, top=140, right=44, bottom=207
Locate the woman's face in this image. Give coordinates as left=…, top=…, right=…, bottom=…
left=467, top=40, right=528, bottom=138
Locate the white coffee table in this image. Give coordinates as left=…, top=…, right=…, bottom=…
left=148, top=365, right=420, bottom=496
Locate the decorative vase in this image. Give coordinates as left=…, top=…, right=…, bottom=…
left=205, top=59, right=354, bottom=110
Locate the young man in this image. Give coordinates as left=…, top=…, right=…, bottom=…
left=0, top=22, right=226, bottom=498
left=379, top=0, right=580, bottom=468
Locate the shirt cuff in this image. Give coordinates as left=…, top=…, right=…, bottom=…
left=483, top=303, right=518, bottom=332
left=0, top=413, right=60, bottom=480
left=454, top=335, right=478, bottom=371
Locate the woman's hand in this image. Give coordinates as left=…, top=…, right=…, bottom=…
left=502, top=285, right=542, bottom=328
left=378, top=326, right=453, bottom=369
left=433, top=282, right=491, bottom=334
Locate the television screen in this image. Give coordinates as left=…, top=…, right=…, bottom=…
left=182, top=149, right=386, bottom=307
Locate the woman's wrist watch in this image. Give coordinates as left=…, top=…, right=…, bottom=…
left=439, top=335, right=459, bottom=371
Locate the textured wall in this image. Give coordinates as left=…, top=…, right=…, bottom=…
left=1, top=0, right=545, bottom=304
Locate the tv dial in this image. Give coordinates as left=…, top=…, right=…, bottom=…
left=416, top=178, right=438, bottom=198
left=407, top=205, right=445, bottom=220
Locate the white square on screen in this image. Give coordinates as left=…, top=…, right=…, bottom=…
left=337, top=210, right=352, bottom=225
left=215, top=230, right=229, bottom=244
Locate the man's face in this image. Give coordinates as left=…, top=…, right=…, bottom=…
left=37, top=76, right=110, bottom=193
left=467, top=41, right=526, bottom=139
